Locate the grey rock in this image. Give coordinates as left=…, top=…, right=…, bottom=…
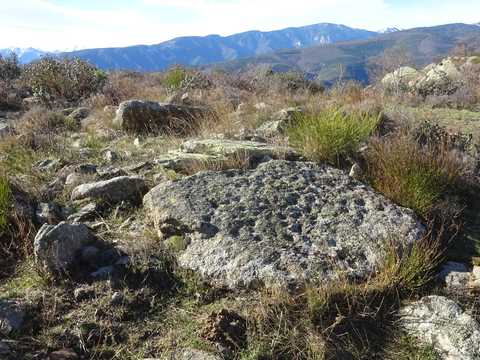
left=67, top=107, right=90, bottom=124
left=34, top=222, right=95, bottom=272
left=438, top=262, right=470, bottom=289
left=150, top=348, right=221, bottom=360
left=401, top=296, right=480, bottom=360
left=349, top=163, right=363, bottom=180
left=97, top=167, right=128, bottom=180
left=35, top=159, right=60, bottom=171
left=91, top=266, right=115, bottom=280
left=0, top=300, right=24, bottom=335
left=256, top=107, right=303, bottom=138
left=180, top=138, right=298, bottom=160
left=68, top=203, right=100, bottom=223
left=471, top=266, right=480, bottom=288
left=113, top=100, right=210, bottom=134
left=35, top=202, right=64, bottom=225
left=73, top=286, right=95, bottom=302
left=103, top=150, right=119, bottom=163
left=144, top=160, right=425, bottom=288
left=110, top=292, right=124, bottom=306
left=71, top=176, right=148, bottom=205
left=0, top=121, right=12, bottom=138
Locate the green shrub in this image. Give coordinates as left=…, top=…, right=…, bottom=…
left=22, top=56, right=105, bottom=105
left=164, top=66, right=190, bottom=90
left=365, top=135, right=464, bottom=217
left=0, top=176, right=11, bottom=234
left=288, top=108, right=381, bottom=166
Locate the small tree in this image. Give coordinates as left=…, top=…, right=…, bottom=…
left=368, top=45, right=413, bottom=83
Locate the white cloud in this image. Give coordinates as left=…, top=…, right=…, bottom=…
left=0, top=0, right=479, bottom=51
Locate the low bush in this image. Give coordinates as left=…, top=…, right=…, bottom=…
left=22, top=56, right=106, bottom=106
left=288, top=107, right=381, bottom=166
left=365, top=133, right=466, bottom=217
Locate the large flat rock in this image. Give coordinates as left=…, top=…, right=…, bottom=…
left=144, top=160, right=425, bottom=288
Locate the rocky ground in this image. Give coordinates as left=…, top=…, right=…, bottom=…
left=1, top=57, right=480, bottom=360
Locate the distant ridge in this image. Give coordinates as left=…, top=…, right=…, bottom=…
left=209, top=23, right=480, bottom=85
left=58, top=23, right=378, bottom=71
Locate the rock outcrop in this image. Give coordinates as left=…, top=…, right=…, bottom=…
left=401, top=296, right=480, bottom=360
left=113, top=100, right=210, bottom=134
left=144, top=160, right=425, bottom=288
left=382, top=58, right=465, bottom=96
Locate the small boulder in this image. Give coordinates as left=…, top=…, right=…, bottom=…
left=0, top=300, right=25, bottom=335
left=67, top=107, right=90, bottom=126
left=71, top=176, right=148, bottom=206
left=401, top=296, right=480, bottom=360
left=34, top=222, right=95, bottom=272
left=113, top=100, right=210, bottom=134
left=438, top=261, right=470, bottom=289
left=35, top=202, right=64, bottom=225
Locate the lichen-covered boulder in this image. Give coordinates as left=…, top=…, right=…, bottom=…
left=401, top=296, right=480, bottom=360
left=144, top=160, right=425, bottom=288
left=155, top=139, right=299, bottom=172
left=34, top=222, right=95, bottom=272
left=71, top=176, right=148, bottom=205
left=414, top=58, right=462, bottom=95
left=382, top=66, right=420, bottom=92
left=113, top=100, right=210, bottom=134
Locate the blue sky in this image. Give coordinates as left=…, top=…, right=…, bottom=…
left=1, top=0, right=479, bottom=51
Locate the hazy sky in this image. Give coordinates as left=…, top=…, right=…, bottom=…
left=1, top=0, right=480, bottom=51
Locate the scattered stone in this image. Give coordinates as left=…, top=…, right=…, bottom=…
left=35, top=159, right=60, bottom=171
left=438, top=262, right=470, bottom=289
left=68, top=203, right=100, bottom=223
left=144, top=160, right=425, bottom=288
left=0, top=300, right=25, bottom=335
left=124, top=161, right=153, bottom=173
left=35, top=202, right=64, bottom=225
left=67, top=107, right=90, bottom=123
left=110, top=292, right=124, bottom=306
left=471, top=266, right=480, bottom=288
left=34, top=222, right=95, bottom=273
left=91, top=266, right=115, bottom=280
left=0, top=121, right=12, bottom=138
left=97, top=167, right=128, bottom=181
left=49, top=348, right=79, bottom=360
left=104, top=150, right=119, bottom=163
left=113, top=100, right=210, bottom=134
left=73, top=286, right=95, bottom=302
left=180, top=138, right=299, bottom=161
left=401, top=296, right=480, bottom=360
left=256, top=107, right=303, bottom=138
left=349, top=163, right=363, bottom=180
left=71, top=176, right=148, bottom=206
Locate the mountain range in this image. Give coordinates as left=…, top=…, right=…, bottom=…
left=2, top=22, right=480, bottom=85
